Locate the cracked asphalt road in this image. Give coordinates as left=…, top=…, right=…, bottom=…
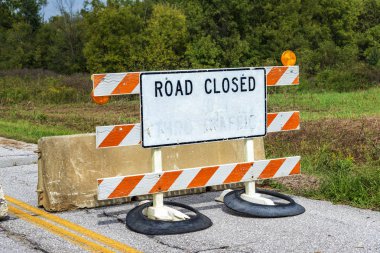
left=0, top=139, right=380, bottom=252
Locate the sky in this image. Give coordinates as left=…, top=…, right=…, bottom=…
left=41, top=0, right=86, bottom=20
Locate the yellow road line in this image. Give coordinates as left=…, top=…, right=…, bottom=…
left=6, top=196, right=140, bottom=253
left=8, top=205, right=114, bottom=253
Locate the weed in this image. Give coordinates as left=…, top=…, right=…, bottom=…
left=319, top=165, right=380, bottom=210
left=310, top=146, right=354, bottom=175
left=0, top=69, right=91, bottom=105
left=297, top=147, right=380, bottom=210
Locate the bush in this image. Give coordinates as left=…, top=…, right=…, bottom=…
left=300, top=64, right=378, bottom=92
left=307, top=147, right=380, bottom=210
left=40, top=85, right=79, bottom=104
left=320, top=166, right=380, bottom=209
left=311, top=146, right=354, bottom=175
left=0, top=69, right=91, bottom=105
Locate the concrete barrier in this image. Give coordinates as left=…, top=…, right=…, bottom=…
left=37, top=134, right=265, bottom=211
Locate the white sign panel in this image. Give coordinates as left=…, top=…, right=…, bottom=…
left=140, top=68, right=266, bottom=148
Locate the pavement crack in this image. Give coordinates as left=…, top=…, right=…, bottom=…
left=194, top=245, right=230, bottom=253
left=0, top=224, right=50, bottom=253
left=148, top=236, right=188, bottom=252
left=102, top=210, right=125, bottom=224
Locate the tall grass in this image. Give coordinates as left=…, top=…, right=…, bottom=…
left=0, top=69, right=92, bottom=104
left=302, top=147, right=380, bottom=210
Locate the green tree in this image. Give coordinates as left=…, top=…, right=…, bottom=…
left=0, top=0, right=46, bottom=69
left=83, top=2, right=148, bottom=72
left=142, top=4, right=188, bottom=70
left=34, top=14, right=86, bottom=73
left=0, top=0, right=46, bottom=31
left=185, top=35, right=222, bottom=68
left=0, top=22, right=35, bottom=69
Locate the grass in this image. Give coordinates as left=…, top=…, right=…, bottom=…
left=0, top=120, right=77, bottom=143
left=0, top=70, right=379, bottom=210
left=268, top=87, right=380, bottom=121
left=0, top=87, right=378, bottom=143
left=295, top=148, right=380, bottom=210
left=318, top=165, right=380, bottom=209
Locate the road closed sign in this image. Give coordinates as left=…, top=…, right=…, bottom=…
left=140, top=68, right=266, bottom=147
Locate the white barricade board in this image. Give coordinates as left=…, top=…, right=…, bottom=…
left=140, top=68, right=266, bottom=148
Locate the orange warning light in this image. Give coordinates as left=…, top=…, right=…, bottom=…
left=91, top=90, right=110, bottom=105
left=281, top=50, right=297, bottom=66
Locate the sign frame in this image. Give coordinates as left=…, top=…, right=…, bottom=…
left=140, top=67, right=267, bottom=148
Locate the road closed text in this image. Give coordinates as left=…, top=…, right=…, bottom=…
left=154, top=75, right=256, bottom=97
left=140, top=68, right=266, bottom=147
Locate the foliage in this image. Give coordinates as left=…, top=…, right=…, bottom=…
left=142, top=4, right=188, bottom=70
left=0, top=0, right=379, bottom=91
left=82, top=1, right=147, bottom=72
left=0, top=119, right=77, bottom=143
left=0, top=69, right=90, bottom=104
left=306, top=147, right=380, bottom=210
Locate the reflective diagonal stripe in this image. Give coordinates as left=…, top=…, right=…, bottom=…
left=274, top=156, right=300, bottom=178
left=209, top=163, right=238, bottom=185
left=258, top=158, right=286, bottom=179
left=266, top=67, right=288, bottom=85
left=241, top=160, right=270, bottom=181
left=92, top=66, right=299, bottom=96
left=97, top=176, right=124, bottom=200
left=149, top=170, right=183, bottom=193
left=96, top=124, right=141, bottom=148
left=97, top=156, right=301, bottom=200
left=168, top=168, right=201, bottom=191
left=265, top=66, right=299, bottom=86
left=223, top=162, right=253, bottom=184
left=267, top=111, right=300, bottom=132
left=95, top=112, right=300, bottom=148
left=93, top=72, right=140, bottom=96
left=187, top=166, right=219, bottom=188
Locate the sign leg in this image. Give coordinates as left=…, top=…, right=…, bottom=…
left=152, top=148, right=164, bottom=208
left=241, top=139, right=274, bottom=205
left=146, top=148, right=190, bottom=221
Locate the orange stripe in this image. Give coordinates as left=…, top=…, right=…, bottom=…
left=281, top=112, right=300, bottom=131
left=149, top=170, right=183, bottom=193
left=99, top=125, right=134, bottom=148
left=223, top=163, right=253, bottom=184
left=259, top=158, right=286, bottom=179
left=111, top=73, right=140, bottom=94
left=266, top=113, right=278, bottom=128
left=98, top=179, right=103, bottom=185
left=93, top=74, right=106, bottom=89
left=107, top=175, right=144, bottom=199
left=267, top=67, right=288, bottom=86
left=187, top=166, right=219, bottom=188
left=292, top=75, right=299, bottom=84
left=290, top=161, right=301, bottom=175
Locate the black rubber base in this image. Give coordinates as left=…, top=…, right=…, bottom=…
left=224, top=188, right=305, bottom=218
left=126, top=201, right=212, bottom=235
left=0, top=215, right=9, bottom=221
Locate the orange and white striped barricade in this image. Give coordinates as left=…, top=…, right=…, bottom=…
left=92, top=66, right=299, bottom=97
left=93, top=66, right=304, bottom=235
